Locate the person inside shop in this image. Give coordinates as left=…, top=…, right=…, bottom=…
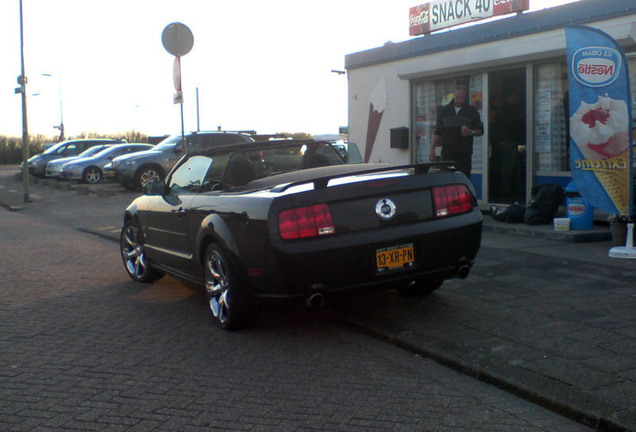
left=493, top=89, right=525, bottom=200
left=429, top=85, right=484, bottom=178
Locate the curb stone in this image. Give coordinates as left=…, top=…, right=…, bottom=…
left=338, top=317, right=632, bottom=432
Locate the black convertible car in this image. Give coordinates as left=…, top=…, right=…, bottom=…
left=120, top=140, right=482, bottom=329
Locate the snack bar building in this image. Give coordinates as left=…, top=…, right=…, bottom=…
left=345, top=0, right=636, bottom=206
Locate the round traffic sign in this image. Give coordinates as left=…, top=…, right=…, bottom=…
left=162, top=22, right=194, bottom=57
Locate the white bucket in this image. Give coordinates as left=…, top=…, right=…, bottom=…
left=554, top=218, right=571, bottom=231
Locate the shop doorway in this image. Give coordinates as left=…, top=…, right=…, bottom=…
left=488, top=68, right=526, bottom=204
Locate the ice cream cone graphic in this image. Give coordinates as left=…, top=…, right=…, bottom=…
left=571, top=96, right=631, bottom=215
left=364, top=79, right=387, bottom=163
left=593, top=149, right=631, bottom=215
left=571, top=96, right=629, bottom=161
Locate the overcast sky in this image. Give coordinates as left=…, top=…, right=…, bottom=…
left=0, top=0, right=579, bottom=140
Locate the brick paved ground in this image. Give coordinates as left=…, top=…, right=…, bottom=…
left=0, top=166, right=592, bottom=431
left=338, top=234, right=636, bottom=431
left=0, top=209, right=589, bottom=431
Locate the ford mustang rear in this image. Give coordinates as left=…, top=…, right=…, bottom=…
left=120, top=140, right=481, bottom=330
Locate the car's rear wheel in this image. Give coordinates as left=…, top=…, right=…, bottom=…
left=204, top=243, right=257, bottom=330
left=136, top=166, right=163, bottom=191
left=120, top=220, right=163, bottom=283
left=83, top=166, right=103, bottom=184
left=397, top=279, right=443, bottom=296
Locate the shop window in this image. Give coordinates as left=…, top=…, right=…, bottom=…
left=414, top=81, right=436, bottom=164
left=413, top=74, right=484, bottom=173
left=533, top=63, right=569, bottom=173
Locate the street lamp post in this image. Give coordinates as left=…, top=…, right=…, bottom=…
left=17, top=0, right=30, bottom=203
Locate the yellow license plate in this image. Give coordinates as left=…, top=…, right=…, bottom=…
left=376, top=243, right=414, bottom=271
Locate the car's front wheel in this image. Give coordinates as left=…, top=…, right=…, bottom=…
left=83, top=166, right=103, bottom=184
left=204, top=243, right=257, bottom=330
left=136, top=166, right=163, bottom=191
left=120, top=220, right=163, bottom=283
left=397, top=279, right=443, bottom=296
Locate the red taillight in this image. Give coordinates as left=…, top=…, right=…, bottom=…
left=279, top=204, right=335, bottom=240
left=433, top=185, right=474, bottom=217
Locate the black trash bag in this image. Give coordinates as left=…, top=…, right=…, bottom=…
left=524, top=183, right=564, bottom=225
left=490, top=203, right=526, bottom=223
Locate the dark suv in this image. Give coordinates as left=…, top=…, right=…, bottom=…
left=24, top=138, right=125, bottom=177
left=111, top=131, right=254, bottom=190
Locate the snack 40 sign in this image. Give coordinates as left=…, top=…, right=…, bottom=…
left=409, top=0, right=529, bottom=36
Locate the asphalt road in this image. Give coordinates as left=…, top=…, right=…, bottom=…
left=0, top=168, right=591, bottom=431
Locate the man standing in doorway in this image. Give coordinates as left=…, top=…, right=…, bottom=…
left=429, top=85, right=484, bottom=178
left=493, top=89, right=525, bottom=199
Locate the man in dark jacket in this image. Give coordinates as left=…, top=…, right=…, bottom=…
left=429, top=86, right=484, bottom=178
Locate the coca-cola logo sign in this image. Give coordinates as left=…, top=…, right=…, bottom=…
left=571, top=46, right=621, bottom=87
left=410, top=8, right=429, bottom=26
left=409, top=4, right=430, bottom=36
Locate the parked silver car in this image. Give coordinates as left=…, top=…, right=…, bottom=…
left=45, top=145, right=112, bottom=179
left=23, top=138, right=125, bottom=177
left=59, top=143, right=153, bottom=184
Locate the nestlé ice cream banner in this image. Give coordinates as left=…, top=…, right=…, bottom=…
left=566, top=26, right=633, bottom=216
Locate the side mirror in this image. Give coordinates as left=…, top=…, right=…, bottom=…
left=143, top=180, right=166, bottom=196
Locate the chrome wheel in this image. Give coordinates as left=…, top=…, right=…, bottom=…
left=206, top=248, right=231, bottom=325
left=138, top=167, right=162, bottom=190
left=204, top=244, right=257, bottom=330
left=120, top=221, right=162, bottom=283
left=84, top=167, right=102, bottom=184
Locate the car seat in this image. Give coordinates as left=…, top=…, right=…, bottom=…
left=303, top=153, right=330, bottom=169
left=223, top=158, right=256, bottom=187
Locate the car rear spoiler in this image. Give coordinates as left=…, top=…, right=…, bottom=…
left=271, top=161, right=460, bottom=193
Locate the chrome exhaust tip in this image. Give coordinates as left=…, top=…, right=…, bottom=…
left=306, top=292, right=325, bottom=309
left=457, top=265, right=470, bottom=279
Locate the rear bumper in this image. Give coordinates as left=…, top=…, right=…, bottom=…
left=250, top=210, right=482, bottom=300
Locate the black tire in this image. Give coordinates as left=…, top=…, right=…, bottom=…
left=136, top=165, right=163, bottom=191
left=204, top=243, right=258, bottom=330
left=397, top=279, right=443, bottom=296
left=120, top=220, right=163, bottom=283
left=83, top=166, right=103, bottom=184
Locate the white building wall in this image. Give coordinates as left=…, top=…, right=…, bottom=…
left=348, top=61, right=411, bottom=164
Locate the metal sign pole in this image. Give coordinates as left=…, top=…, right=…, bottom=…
left=180, top=100, right=186, bottom=154
left=196, top=87, right=200, bottom=132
